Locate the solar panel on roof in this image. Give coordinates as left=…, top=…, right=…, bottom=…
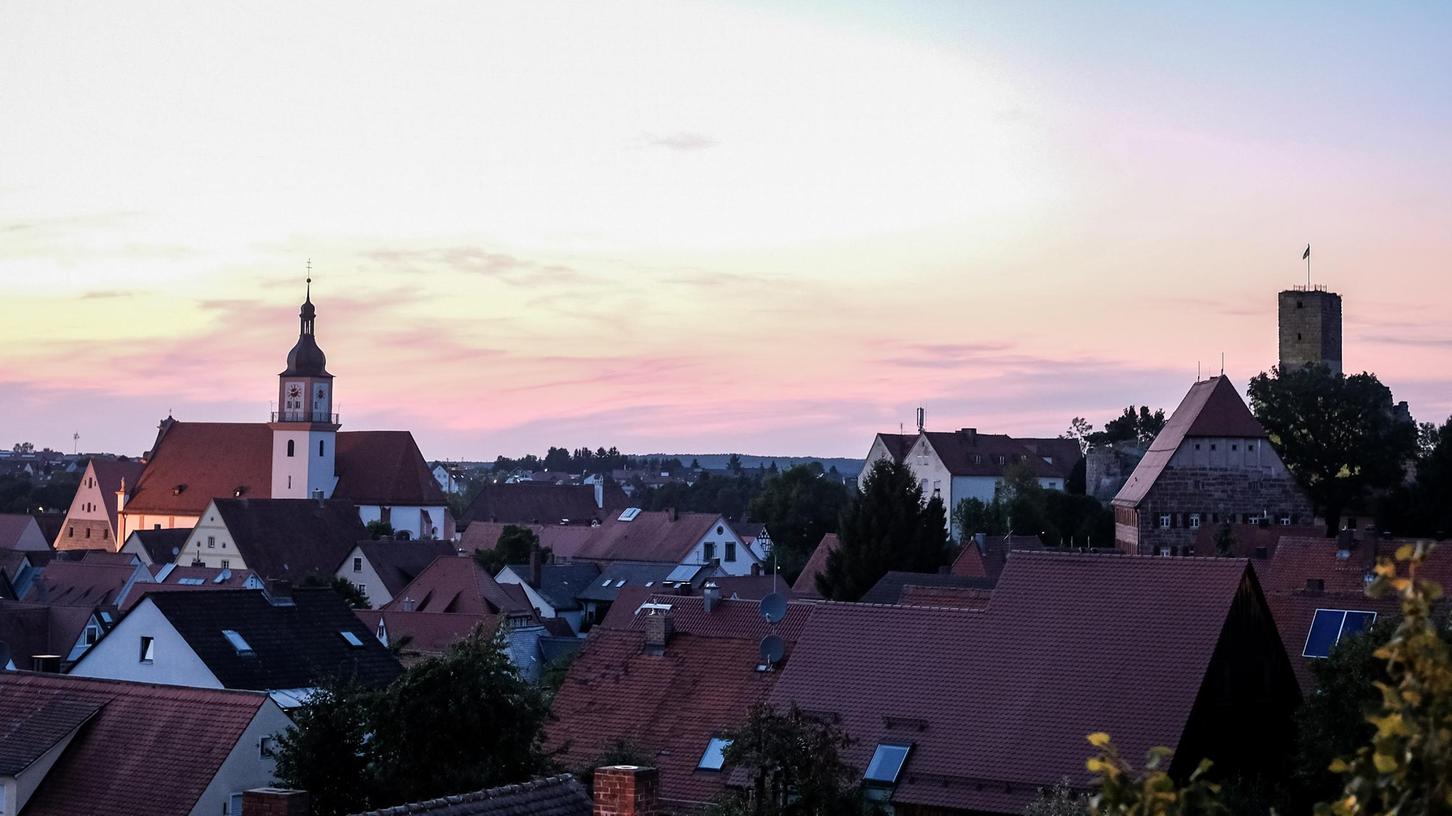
left=665, top=564, right=697, bottom=582
left=1303, top=609, right=1378, bottom=659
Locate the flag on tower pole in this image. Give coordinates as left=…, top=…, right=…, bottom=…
left=1302, top=244, right=1310, bottom=260
left=1303, top=244, right=1311, bottom=287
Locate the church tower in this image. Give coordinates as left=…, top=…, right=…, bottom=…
left=269, top=277, right=339, bottom=499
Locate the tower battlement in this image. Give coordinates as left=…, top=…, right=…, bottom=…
left=1277, top=288, right=1342, bottom=375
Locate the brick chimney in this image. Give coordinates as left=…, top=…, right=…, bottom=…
left=242, top=788, right=309, bottom=816
left=593, top=765, right=660, bottom=816
left=644, top=610, right=673, bottom=656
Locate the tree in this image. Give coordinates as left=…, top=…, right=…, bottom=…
left=952, top=497, right=1008, bottom=540
left=747, top=465, right=850, bottom=581
left=365, top=520, right=393, bottom=540
left=818, top=459, right=948, bottom=601
left=720, top=702, right=862, bottom=815
left=1248, top=366, right=1417, bottom=535
left=1085, top=733, right=1229, bottom=815
left=1064, top=418, right=1094, bottom=456
left=1316, top=542, right=1452, bottom=815
left=728, top=453, right=744, bottom=474
left=272, top=682, right=379, bottom=816
left=300, top=574, right=371, bottom=609
left=542, top=446, right=572, bottom=472
left=472, top=524, right=545, bottom=575
left=1384, top=415, right=1452, bottom=538
left=1083, top=407, right=1166, bottom=447
left=274, top=627, right=551, bottom=815
left=368, top=628, right=550, bottom=805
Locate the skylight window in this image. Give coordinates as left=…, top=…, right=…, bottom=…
left=222, top=629, right=255, bottom=656
left=1303, top=609, right=1377, bottom=658
left=340, top=631, right=364, bottom=648
left=601, top=578, right=613, bottom=587
left=618, top=507, right=642, bottom=522
left=697, top=736, right=731, bottom=771
left=615, top=580, right=626, bottom=588
left=178, top=577, right=205, bottom=586
left=864, top=743, right=912, bottom=785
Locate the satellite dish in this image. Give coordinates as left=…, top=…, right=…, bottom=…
left=759, top=634, right=785, bottom=665
left=170, top=546, right=180, bottom=557
left=0, top=640, right=11, bottom=669
left=760, top=593, right=787, bottom=624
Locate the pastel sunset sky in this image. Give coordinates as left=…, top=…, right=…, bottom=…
left=3, top=2, right=1450, bottom=460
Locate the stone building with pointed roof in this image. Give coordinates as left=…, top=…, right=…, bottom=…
left=1111, top=375, right=1311, bottom=556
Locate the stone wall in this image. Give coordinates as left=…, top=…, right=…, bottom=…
left=1128, top=467, right=1312, bottom=555
left=1086, top=442, right=1146, bottom=502
left=1278, top=289, right=1342, bottom=375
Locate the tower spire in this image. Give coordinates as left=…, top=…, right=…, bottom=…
left=306, top=258, right=312, bottom=303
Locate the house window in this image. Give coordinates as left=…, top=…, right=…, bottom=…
left=725, top=541, right=737, bottom=562
left=864, top=743, right=912, bottom=785
left=139, top=636, right=155, bottom=663
left=353, top=557, right=363, bottom=573
left=259, top=737, right=276, bottom=758
left=703, top=542, right=716, bottom=561
left=1210, top=444, right=1217, bottom=451
left=228, top=793, right=245, bottom=816
left=1248, top=443, right=1256, bottom=452
left=1280, top=514, right=1292, bottom=526
left=698, top=736, right=732, bottom=771
left=1159, top=514, right=1171, bottom=529
left=222, top=629, right=254, bottom=656
left=1189, top=514, right=1201, bottom=530
left=85, top=528, right=91, bottom=539
left=208, top=536, right=216, bottom=548
left=717, top=526, right=724, bottom=535
left=319, top=440, right=325, bottom=457
left=220, top=559, right=230, bottom=568
left=103, top=529, right=108, bottom=540
left=287, top=439, right=295, bottom=457
left=68, top=527, right=74, bottom=538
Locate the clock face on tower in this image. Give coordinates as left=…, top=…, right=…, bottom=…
left=288, top=384, right=301, bottom=399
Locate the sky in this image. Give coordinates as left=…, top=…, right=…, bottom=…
left=2, top=2, right=1450, bottom=460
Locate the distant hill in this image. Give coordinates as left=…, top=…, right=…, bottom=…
left=644, top=454, right=863, bottom=477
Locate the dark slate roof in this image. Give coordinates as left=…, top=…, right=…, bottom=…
left=22, top=561, right=139, bottom=607
left=347, top=773, right=591, bottom=816
left=1114, top=376, right=1270, bottom=506
left=145, top=589, right=402, bottom=691
left=532, top=563, right=601, bottom=611
left=211, top=498, right=366, bottom=580
left=574, top=562, right=682, bottom=603
left=382, top=555, right=536, bottom=617
left=572, top=512, right=728, bottom=564
left=334, top=431, right=448, bottom=506
left=0, top=602, right=97, bottom=668
left=354, top=539, right=460, bottom=598
left=461, top=484, right=602, bottom=527
left=0, top=672, right=270, bottom=816
left=922, top=431, right=1069, bottom=479
left=127, top=528, right=192, bottom=564
left=874, top=433, right=916, bottom=464
left=88, top=458, right=146, bottom=535
left=538, top=636, right=584, bottom=665
left=858, top=570, right=996, bottom=605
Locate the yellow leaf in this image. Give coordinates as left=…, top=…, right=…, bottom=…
left=1328, top=758, right=1349, bottom=773
left=1396, top=544, right=1414, bottom=561
left=1373, top=752, right=1398, bottom=773
left=1087, top=732, right=1111, bottom=747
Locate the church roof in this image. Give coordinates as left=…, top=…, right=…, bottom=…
left=124, top=422, right=445, bottom=515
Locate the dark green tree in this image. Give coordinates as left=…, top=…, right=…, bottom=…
left=818, top=459, right=949, bottom=601
left=300, top=574, right=371, bottom=609
left=1083, top=406, right=1167, bottom=447
left=747, top=465, right=849, bottom=581
left=472, top=524, right=546, bottom=575
left=272, top=682, right=379, bottom=816
left=275, top=627, right=551, bottom=814
left=720, top=702, right=862, bottom=816
left=1248, top=366, right=1417, bottom=535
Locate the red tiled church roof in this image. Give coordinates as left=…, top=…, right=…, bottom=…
left=124, top=421, right=444, bottom=515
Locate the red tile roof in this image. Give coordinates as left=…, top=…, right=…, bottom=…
left=766, top=552, right=1279, bottom=813
left=949, top=543, right=987, bottom=577
left=547, top=596, right=810, bottom=809
left=124, top=421, right=444, bottom=515
left=1264, top=589, right=1400, bottom=693
left=1259, top=536, right=1372, bottom=595
left=347, top=773, right=592, bottom=816
left=355, top=609, right=497, bottom=666
left=88, top=458, right=146, bottom=534
left=1114, top=376, right=1270, bottom=507
left=0, top=602, right=96, bottom=669
left=897, top=584, right=993, bottom=610
left=22, top=561, right=140, bottom=607
left=571, top=512, right=724, bottom=564
left=791, top=533, right=838, bottom=598
left=461, top=484, right=603, bottom=527
left=0, top=672, right=271, bottom=816
left=353, top=539, right=460, bottom=598
left=0, top=513, right=46, bottom=550
left=384, top=554, right=536, bottom=617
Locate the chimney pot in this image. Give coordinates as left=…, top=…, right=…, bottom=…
left=703, top=581, right=720, bottom=614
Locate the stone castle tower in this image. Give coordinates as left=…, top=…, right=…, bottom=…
left=1277, top=286, right=1342, bottom=375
